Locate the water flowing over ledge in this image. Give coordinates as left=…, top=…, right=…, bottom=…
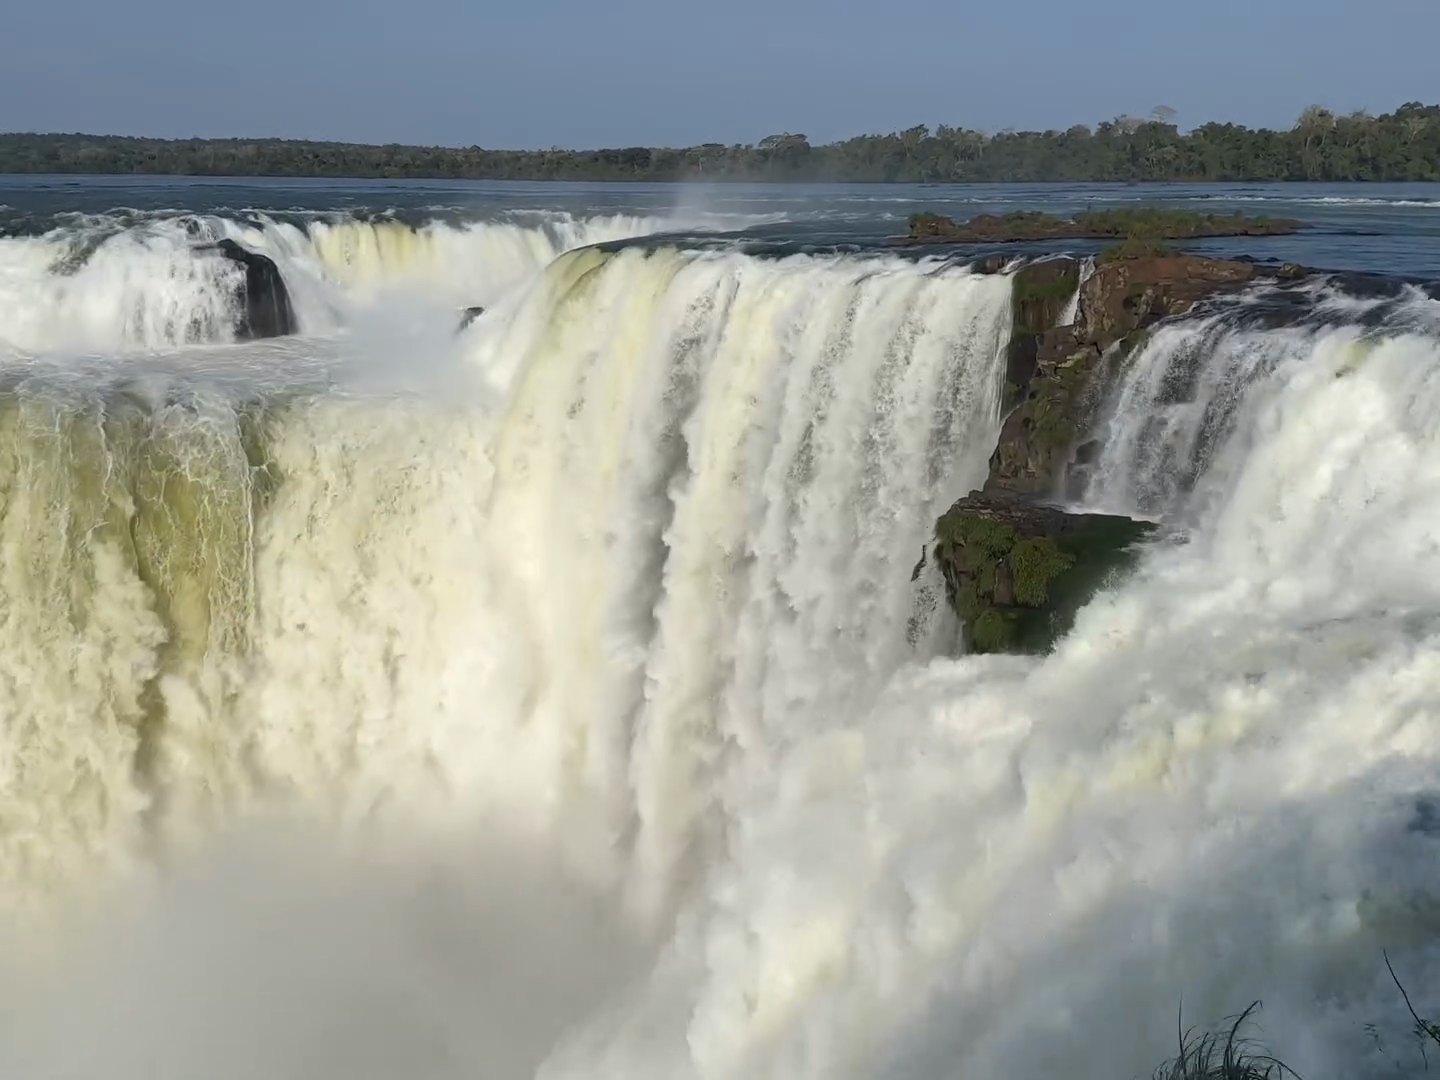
left=0, top=243, right=1014, bottom=912
left=1, top=204, right=1440, bottom=1079
left=0, top=211, right=701, bottom=352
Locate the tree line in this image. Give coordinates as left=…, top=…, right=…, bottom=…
left=3, top=104, right=1439, bottom=182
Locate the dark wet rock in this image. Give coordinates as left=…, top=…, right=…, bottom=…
left=968, top=253, right=1012, bottom=275
left=933, top=491, right=1156, bottom=654
left=1004, top=258, right=1082, bottom=411
left=458, top=305, right=486, bottom=332
left=212, top=238, right=295, bottom=340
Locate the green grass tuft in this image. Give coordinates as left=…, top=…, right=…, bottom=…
left=1152, top=1003, right=1300, bottom=1080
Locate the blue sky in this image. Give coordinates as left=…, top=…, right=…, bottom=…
left=3, top=0, right=1438, bottom=148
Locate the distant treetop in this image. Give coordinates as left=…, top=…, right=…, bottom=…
left=3, top=103, right=1439, bottom=182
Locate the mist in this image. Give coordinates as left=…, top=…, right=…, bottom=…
left=0, top=824, right=649, bottom=1080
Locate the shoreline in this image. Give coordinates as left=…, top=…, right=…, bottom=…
left=1, top=170, right=1436, bottom=185
left=5, top=103, right=1440, bottom=183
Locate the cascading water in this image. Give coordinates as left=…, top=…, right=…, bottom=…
left=0, top=241, right=1013, bottom=909
left=0, top=224, right=249, bottom=352
left=556, top=279, right=1440, bottom=1080
left=0, top=211, right=695, bottom=352
left=1, top=195, right=1439, bottom=1080
left=1057, top=254, right=1094, bottom=327
left=1073, top=278, right=1440, bottom=521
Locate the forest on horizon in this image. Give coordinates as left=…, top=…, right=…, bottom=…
left=3, top=103, right=1440, bottom=183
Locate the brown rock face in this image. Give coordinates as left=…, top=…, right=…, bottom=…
left=1005, top=258, right=1083, bottom=406
left=988, top=254, right=1259, bottom=496
left=1076, top=255, right=1256, bottom=347
left=928, top=250, right=1316, bottom=654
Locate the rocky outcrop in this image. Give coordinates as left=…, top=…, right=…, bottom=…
left=989, top=253, right=1259, bottom=496
left=458, top=305, right=486, bottom=332
left=1074, top=252, right=1258, bottom=349
left=899, top=208, right=1305, bottom=245
left=931, top=249, right=1289, bottom=654
left=212, top=238, right=295, bottom=340
left=935, top=492, right=1155, bottom=654
left=1004, top=257, right=1082, bottom=411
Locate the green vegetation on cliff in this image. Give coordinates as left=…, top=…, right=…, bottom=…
left=1097, top=239, right=1181, bottom=264
left=1003, top=258, right=1083, bottom=413
left=1071, top=207, right=1297, bottom=239
left=4, top=102, right=1440, bottom=180
left=934, top=496, right=1155, bottom=655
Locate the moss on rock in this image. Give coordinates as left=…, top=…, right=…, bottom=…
left=1004, top=258, right=1082, bottom=411
left=934, top=492, right=1155, bottom=655
left=1011, top=536, right=1075, bottom=605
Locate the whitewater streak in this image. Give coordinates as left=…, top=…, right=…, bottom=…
left=1, top=219, right=1439, bottom=1080
left=0, top=242, right=1011, bottom=903
left=0, top=211, right=697, bottom=352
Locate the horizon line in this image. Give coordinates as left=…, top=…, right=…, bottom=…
left=3, top=102, right=1435, bottom=154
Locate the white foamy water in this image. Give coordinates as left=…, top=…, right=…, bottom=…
left=0, top=210, right=709, bottom=352
left=1182, top=194, right=1440, bottom=208
left=0, top=214, right=1437, bottom=1080
left=1058, top=254, right=1094, bottom=327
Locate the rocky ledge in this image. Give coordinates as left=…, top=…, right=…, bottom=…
left=935, top=493, right=1155, bottom=654
left=992, top=251, right=1264, bottom=494
left=898, top=208, right=1305, bottom=245
left=931, top=247, right=1301, bottom=654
